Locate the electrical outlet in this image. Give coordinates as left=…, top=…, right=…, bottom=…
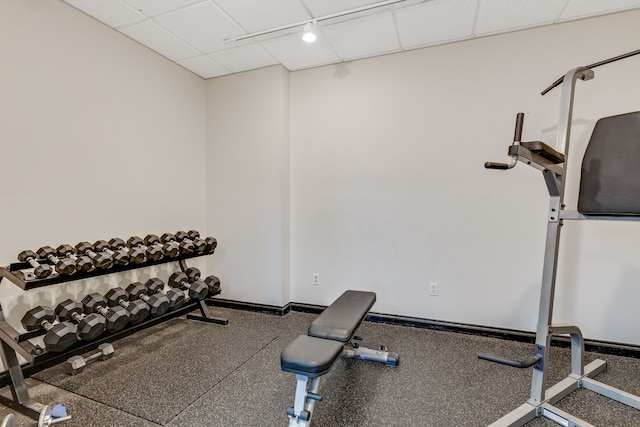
left=313, top=273, right=320, bottom=286
left=429, top=282, right=438, bottom=296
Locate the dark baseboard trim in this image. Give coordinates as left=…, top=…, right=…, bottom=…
left=363, top=312, right=640, bottom=359
left=210, top=298, right=290, bottom=316
left=211, top=298, right=640, bottom=359
left=289, top=302, right=326, bottom=315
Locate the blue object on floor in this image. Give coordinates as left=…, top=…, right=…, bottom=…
left=51, top=404, right=68, bottom=418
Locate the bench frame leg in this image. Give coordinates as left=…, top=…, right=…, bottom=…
left=343, top=344, right=398, bottom=367
left=288, top=374, right=321, bottom=427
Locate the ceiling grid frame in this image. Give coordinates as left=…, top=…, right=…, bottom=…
left=61, top=0, right=640, bottom=79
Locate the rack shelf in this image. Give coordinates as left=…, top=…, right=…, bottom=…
left=0, top=291, right=223, bottom=389
left=0, top=249, right=214, bottom=291
left=0, top=240, right=225, bottom=423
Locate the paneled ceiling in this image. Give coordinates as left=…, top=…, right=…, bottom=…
left=61, top=0, right=640, bottom=79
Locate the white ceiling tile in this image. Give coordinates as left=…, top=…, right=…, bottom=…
left=119, top=20, right=200, bottom=61
left=302, top=0, right=382, bottom=17
left=154, top=2, right=245, bottom=52
left=64, top=0, right=145, bottom=28
left=63, top=0, right=640, bottom=76
left=213, top=0, right=311, bottom=32
left=395, top=0, right=477, bottom=48
left=475, top=0, right=567, bottom=36
left=208, top=44, right=279, bottom=73
left=178, top=55, right=231, bottom=78
left=559, top=0, right=640, bottom=22
left=322, top=12, right=400, bottom=61
left=262, top=33, right=340, bottom=70
left=122, top=0, right=205, bottom=18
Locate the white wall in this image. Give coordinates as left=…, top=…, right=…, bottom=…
left=2, top=0, right=639, bottom=352
left=289, top=10, right=640, bottom=344
left=206, top=66, right=290, bottom=306
left=0, top=0, right=207, bottom=340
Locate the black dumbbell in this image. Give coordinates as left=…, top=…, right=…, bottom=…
left=161, top=233, right=194, bottom=255
left=17, top=250, right=52, bottom=278
left=65, top=343, right=114, bottom=375
left=187, top=230, right=217, bottom=253
left=203, top=275, right=221, bottom=294
left=184, top=266, right=201, bottom=282
left=168, top=271, right=209, bottom=300
left=182, top=267, right=221, bottom=295
left=145, top=278, right=185, bottom=310
left=36, top=246, right=76, bottom=276
left=56, top=244, right=93, bottom=273
left=55, top=299, right=106, bottom=341
left=21, top=306, right=80, bottom=352
left=126, top=282, right=169, bottom=317
left=127, top=235, right=164, bottom=261
left=204, top=236, right=217, bottom=252
left=75, top=242, right=113, bottom=269
left=105, top=287, right=149, bottom=325
left=175, top=230, right=208, bottom=254
left=81, top=293, right=130, bottom=333
left=187, top=229, right=211, bottom=245
left=185, top=230, right=209, bottom=253
left=109, top=238, right=146, bottom=264
left=94, top=240, right=129, bottom=266
left=144, top=234, right=179, bottom=259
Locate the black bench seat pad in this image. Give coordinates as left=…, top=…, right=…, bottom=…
left=308, top=290, right=376, bottom=342
left=281, top=335, right=345, bottom=377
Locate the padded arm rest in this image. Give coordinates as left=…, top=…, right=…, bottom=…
left=308, top=290, right=376, bottom=342
left=509, top=141, right=565, bottom=164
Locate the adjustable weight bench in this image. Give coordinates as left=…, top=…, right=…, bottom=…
left=281, top=290, right=398, bottom=426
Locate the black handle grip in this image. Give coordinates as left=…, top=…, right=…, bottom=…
left=477, top=353, right=541, bottom=368
left=484, top=162, right=509, bottom=170
left=513, top=113, right=524, bottom=143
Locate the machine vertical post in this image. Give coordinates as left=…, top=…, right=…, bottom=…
left=529, top=67, right=593, bottom=404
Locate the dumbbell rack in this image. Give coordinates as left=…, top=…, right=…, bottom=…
left=0, top=250, right=227, bottom=422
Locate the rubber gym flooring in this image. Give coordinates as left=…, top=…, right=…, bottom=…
left=1, top=305, right=639, bottom=426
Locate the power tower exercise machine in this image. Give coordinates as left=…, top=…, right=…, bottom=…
left=481, top=50, right=640, bottom=426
